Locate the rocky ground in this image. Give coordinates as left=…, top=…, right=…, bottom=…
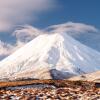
left=0, top=80, right=100, bottom=100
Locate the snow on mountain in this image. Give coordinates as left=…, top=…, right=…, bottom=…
left=0, top=32, right=100, bottom=80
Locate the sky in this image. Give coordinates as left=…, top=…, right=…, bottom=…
left=0, top=0, right=100, bottom=60
left=34, top=0, right=100, bottom=29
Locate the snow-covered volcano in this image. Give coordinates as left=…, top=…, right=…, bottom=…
left=0, top=32, right=100, bottom=80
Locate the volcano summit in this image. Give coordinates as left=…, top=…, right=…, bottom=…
left=0, top=32, right=100, bottom=80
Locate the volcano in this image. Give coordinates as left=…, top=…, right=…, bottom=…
left=0, top=32, right=100, bottom=80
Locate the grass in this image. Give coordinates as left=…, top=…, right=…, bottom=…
left=0, top=79, right=96, bottom=89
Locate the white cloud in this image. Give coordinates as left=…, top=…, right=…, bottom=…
left=0, top=41, right=26, bottom=60
left=13, top=25, right=43, bottom=43
left=0, top=0, right=55, bottom=32
left=0, top=40, right=13, bottom=60
left=46, top=22, right=99, bottom=37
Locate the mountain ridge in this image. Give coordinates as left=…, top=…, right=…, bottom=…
left=0, top=32, right=100, bottom=80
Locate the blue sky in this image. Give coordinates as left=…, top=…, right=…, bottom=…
left=33, top=0, right=100, bottom=29
left=0, top=0, right=100, bottom=60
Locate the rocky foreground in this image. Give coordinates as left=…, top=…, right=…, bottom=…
left=0, top=80, right=100, bottom=100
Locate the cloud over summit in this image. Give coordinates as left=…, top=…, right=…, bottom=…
left=46, top=22, right=98, bottom=37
